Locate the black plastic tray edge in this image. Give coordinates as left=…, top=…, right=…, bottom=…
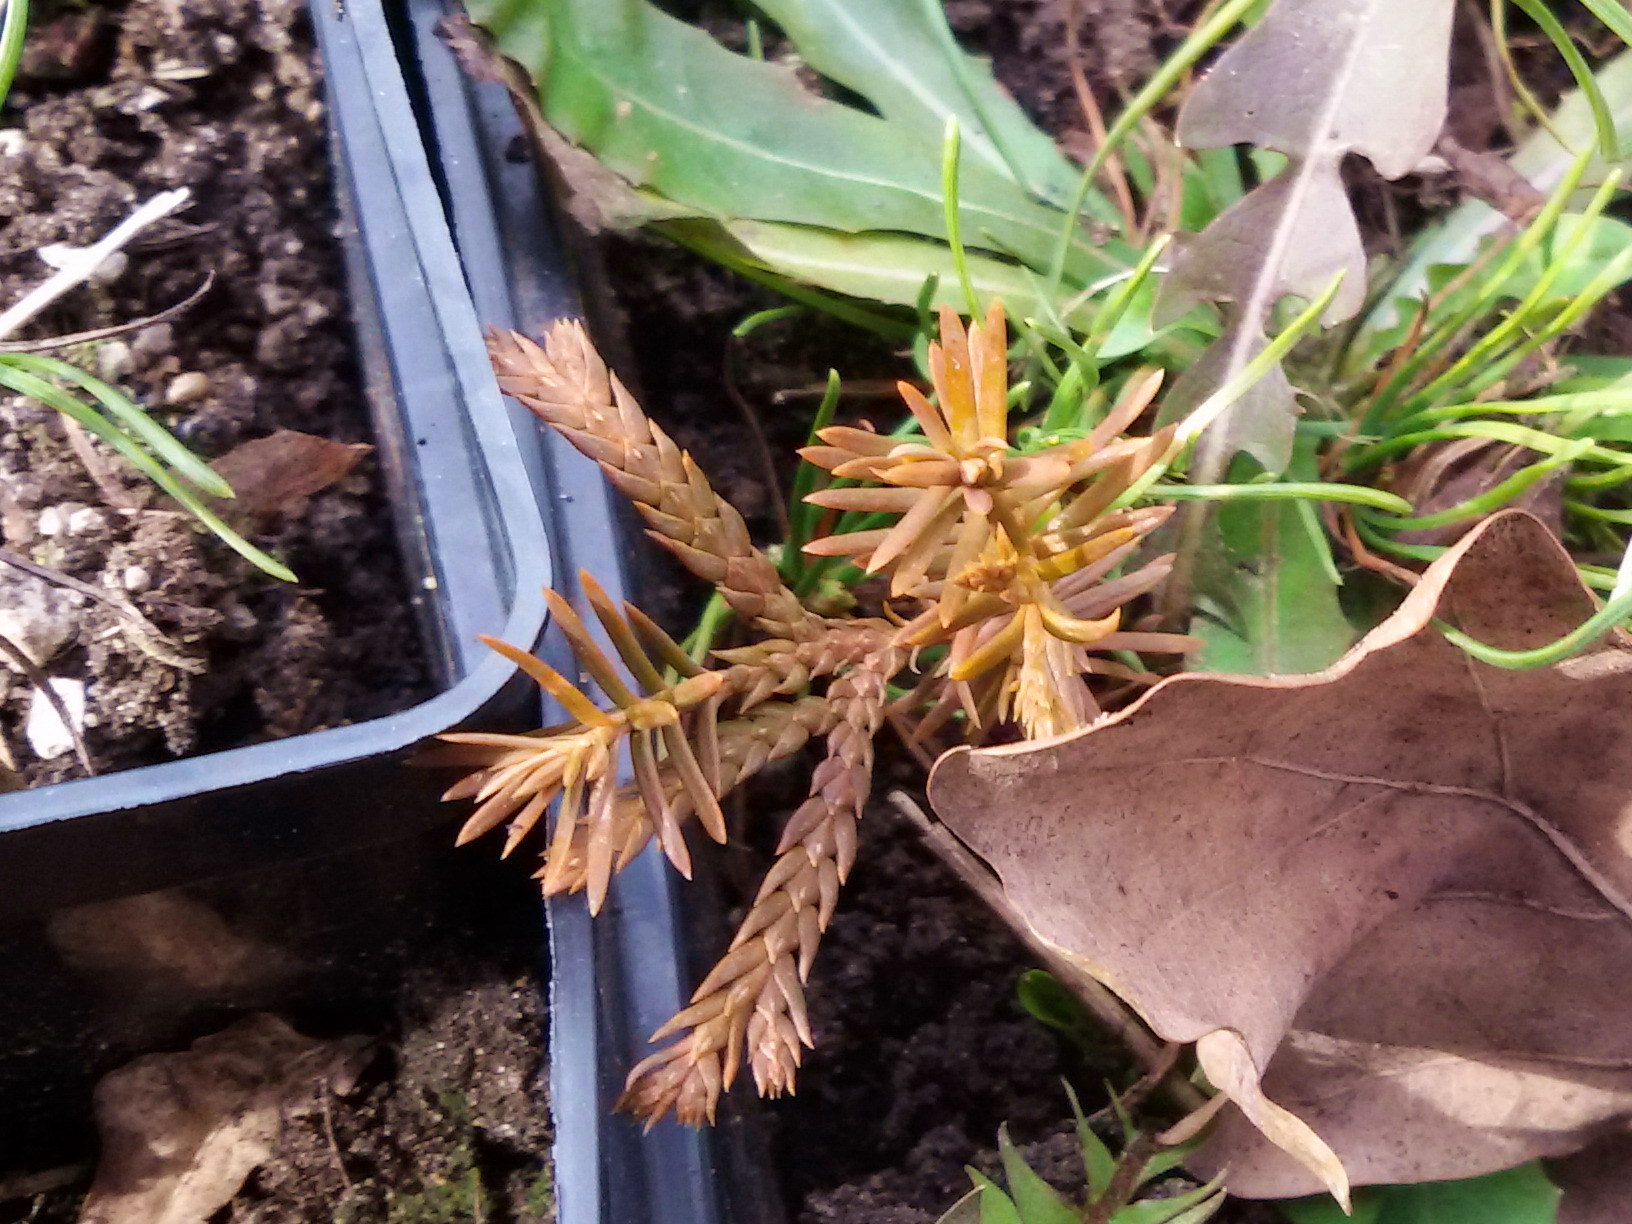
left=396, top=8, right=781, bottom=1223
left=0, top=0, right=552, bottom=909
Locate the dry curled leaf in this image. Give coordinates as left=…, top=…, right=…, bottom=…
left=209, top=429, right=369, bottom=520
left=77, top=1014, right=369, bottom=1224
left=1160, top=0, right=1455, bottom=477
left=928, top=512, right=1632, bottom=1205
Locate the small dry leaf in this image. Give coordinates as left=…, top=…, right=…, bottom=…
left=1160, top=0, right=1455, bottom=476
left=78, top=1014, right=369, bottom=1224
left=209, top=429, right=369, bottom=520
left=928, top=512, right=1632, bottom=1203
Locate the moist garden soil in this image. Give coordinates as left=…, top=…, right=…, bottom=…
left=0, top=0, right=427, bottom=786
left=0, top=2, right=552, bottom=1221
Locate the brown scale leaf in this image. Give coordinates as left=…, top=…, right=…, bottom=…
left=489, top=323, right=814, bottom=639
left=929, top=512, right=1632, bottom=1206
left=617, top=649, right=900, bottom=1126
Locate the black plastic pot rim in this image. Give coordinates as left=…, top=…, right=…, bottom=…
left=0, top=0, right=552, bottom=836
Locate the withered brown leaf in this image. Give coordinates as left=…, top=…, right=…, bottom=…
left=79, top=1015, right=368, bottom=1224
left=928, top=512, right=1632, bottom=1204
left=1160, top=0, right=1455, bottom=478
left=209, top=430, right=369, bottom=521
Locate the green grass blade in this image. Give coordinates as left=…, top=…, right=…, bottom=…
left=784, top=368, right=843, bottom=580
left=1154, top=481, right=1414, bottom=514
left=0, top=362, right=296, bottom=581
left=943, top=118, right=983, bottom=318
left=9, top=353, right=234, bottom=497
left=1511, top=0, right=1618, bottom=154
left=1440, top=584, right=1632, bottom=668
left=1048, top=0, right=1262, bottom=295
left=0, top=0, right=27, bottom=111
left=1374, top=442, right=1591, bottom=532
left=1580, top=0, right=1632, bottom=46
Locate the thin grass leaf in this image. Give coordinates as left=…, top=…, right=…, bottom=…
left=1379, top=441, right=1592, bottom=532
left=8, top=353, right=233, bottom=497
left=1372, top=49, right=1632, bottom=328
left=1046, top=0, right=1262, bottom=296
left=1164, top=0, right=1455, bottom=478
left=1154, top=481, right=1413, bottom=514
left=0, top=362, right=296, bottom=580
left=1509, top=0, right=1618, bottom=155
left=0, top=0, right=27, bottom=111
left=1580, top=0, right=1632, bottom=47
left=784, top=368, right=843, bottom=582
left=943, top=118, right=983, bottom=319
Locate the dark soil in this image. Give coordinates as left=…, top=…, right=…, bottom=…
left=0, top=0, right=428, bottom=786
left=0, top=3, right=550, bottom=1222
left=0, top=834, right=551, bottom=1224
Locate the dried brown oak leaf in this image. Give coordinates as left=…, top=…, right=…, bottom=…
left=928, top=511, right=1632, bottom=1206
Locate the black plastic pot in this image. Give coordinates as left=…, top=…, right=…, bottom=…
left=396, top=5, right=787, bottom=1224
left=0, top=0, right=554, bottom=916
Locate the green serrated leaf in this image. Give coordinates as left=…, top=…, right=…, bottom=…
left=997, top=1125, right=1078, bottom=1224
left=1280, top=1161, right=1560, bottom=1224
left=470, top=0, right=1127, bottom=283
left=745, top=0, right=1088, bottom=210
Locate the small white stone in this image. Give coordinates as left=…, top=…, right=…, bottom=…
left=96, top=340, right=132, bottom=381
left=120, top=566, right=152, bottom=593
left=165, top=371, right=209, bottom=405
left=0, top=573, right=77, bottom=670
left=26, top=679, right=86, bottom=761
left=0, top=130, right=24, bottom=158
left=66, top=507, right=105, bottom=534
left=35, top=505, right=75, bottom=537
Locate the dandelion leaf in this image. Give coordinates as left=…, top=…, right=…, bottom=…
left=745, top=0, right=1085, bottom=208
left=465, top=0, right=1124, bottom=282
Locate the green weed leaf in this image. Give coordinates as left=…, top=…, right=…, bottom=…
left=1190, top=441, right=1358, bottom=675
left=1280, top=1161, right=1560, bottom=1224
left=996, top=1126, right=1078, bottom=1224
left=469, top=0, right=1125, bottom=281
left=745, top=0, right=1085, bottom=208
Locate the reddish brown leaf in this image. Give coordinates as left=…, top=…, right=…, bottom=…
left=209, top=430, right=369, bottom=520
left=927, top=512, right=1632, bottom=1204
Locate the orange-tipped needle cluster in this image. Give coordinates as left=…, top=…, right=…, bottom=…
left=432, top=302, right=1196, bottom=1126
left=802, top=302, right=1194, bottom=737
